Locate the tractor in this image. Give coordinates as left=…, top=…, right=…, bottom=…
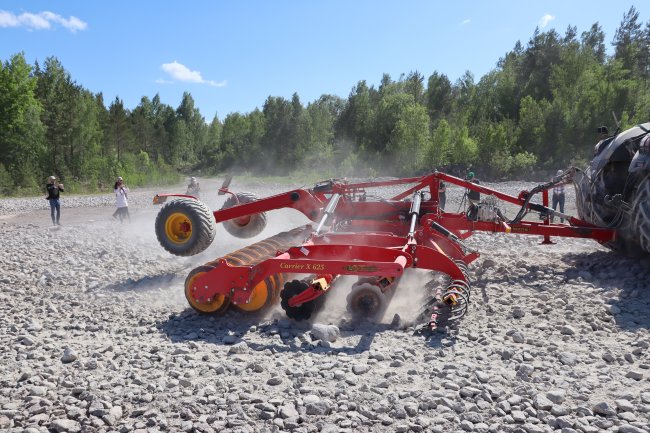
left=575, top=121, right=650, bottom=257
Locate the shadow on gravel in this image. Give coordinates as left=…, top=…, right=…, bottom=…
left=102, top=273, right=183, bottom=292
left=562, top=250, right=650, bottom=330
left=157, top=308, right=447, bottom=354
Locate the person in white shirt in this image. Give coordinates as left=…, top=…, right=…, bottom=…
left=112, top=176, right=131, bottom=223
left=186, top=177, right=200, bottom=197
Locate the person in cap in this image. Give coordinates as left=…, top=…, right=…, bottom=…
left=594, top=126, right=611, bottom=156
left=466, top=172, right=481, bottom=203
left=186, top=176, right=200, bottom=197
left=45, top=175, right=64, bottom=226
left=465, top=171, right=481, bottom=220
left=112, top=176, right=131, bottom=223
left=552, top=169, right=566, bottom=223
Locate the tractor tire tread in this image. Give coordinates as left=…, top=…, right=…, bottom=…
left=155, top=198, right=216, bottom=257
left=631, top=175, right=650, bottom=255
left=221, top=192, right=268, bottom=239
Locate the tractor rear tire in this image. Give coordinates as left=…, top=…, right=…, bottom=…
left=155, top=198, right=216, bottom=257
left=630, top=175, right=650, bottom=255
left=598, top=174, right=650, bottom=257
left=221, top=192, right=267, bottom=238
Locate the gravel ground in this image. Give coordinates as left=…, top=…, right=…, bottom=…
left=1, top=177, right=649, bottom=433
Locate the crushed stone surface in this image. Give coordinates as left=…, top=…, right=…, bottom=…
left=1, top=177, right=649, bottom=433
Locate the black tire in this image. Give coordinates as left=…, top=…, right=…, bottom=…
left=221, top=192, right=267, bottom=238
left=598, top=175, right=650, bottom=258
left=575, top=168, right=649, bottom=256
left=281, top=280, right=317, bottom=321
left=346, top=282, right=389, bottom=320
left=630, top=175, right=650, bottom=256
left=155, top=198, right=216, bottom=256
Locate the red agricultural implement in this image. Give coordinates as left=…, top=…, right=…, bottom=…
left=153, top=170, right=618, bottom=331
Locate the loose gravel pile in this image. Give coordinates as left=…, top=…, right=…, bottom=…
left=1, top=178, right=649, bottom=433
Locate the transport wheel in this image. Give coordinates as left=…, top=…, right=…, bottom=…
left=234, top=277, right=274, bottom=313
left=221, top=192, right=267, bottom=238
left=155, top=198, right=216, bottom=256
left=184, top=266, right=230, bottom=314
left=281, top=280, right=316, bottom=321
left=346, top=282, right=388, bottom=319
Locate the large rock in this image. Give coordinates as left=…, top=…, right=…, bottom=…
left=51, top=419, right=81, bottom=433
left=228, top=341, right=248, bottom=354
left=533, top=394, right=554, bottom=411
left=303, top=395, right=331, bottom=415
left=310, top=324, right=340, bottom=342
left=61, top=347, right=78, bottom=363
left=592, top=401, right=616, bottom=416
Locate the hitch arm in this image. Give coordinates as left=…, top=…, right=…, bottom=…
left=214, top=189, right=325, bottom=223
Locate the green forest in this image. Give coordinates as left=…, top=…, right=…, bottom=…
left=2, top=7, right=650, bottom=196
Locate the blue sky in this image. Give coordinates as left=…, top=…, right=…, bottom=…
left=1, top=1, right=647, bottom=120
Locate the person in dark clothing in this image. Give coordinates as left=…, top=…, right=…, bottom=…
left=466, top=172, right=481, bottom=220
left=552, top=169, right=566, bottom=223
left=438, top=180, right=446, bottom=211
left=46, top=175, right=64, bottom=225
left=594, top=126, right=610, bottom=156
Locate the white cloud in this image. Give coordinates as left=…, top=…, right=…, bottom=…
left=161, top=61, right=226, bottom=87
left=0, top=11, right=18, bottom=27
left=461, top=19, right=470, bottom=25
left=0, top=10, right=87, bottom=33
left=539, top=14, right=555, bottom=28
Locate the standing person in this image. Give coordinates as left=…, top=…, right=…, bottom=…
left=552, top=169, right=566, bottom=223
left=46, top=175, right=64, bottom=226
left=438, top=180, right=446, bottom=211
left=112, top=177, right=131, bottom=223
left=186, top=177, right=200, bottom=197
left=466, top=172, right=481, bottom=202
left=594, top=126, right=610, bottom=156
left=466, top=171, right=481, bottom=220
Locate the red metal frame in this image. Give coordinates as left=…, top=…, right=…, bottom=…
left=162, top=172, right=616, bottom=311
left=286, top=274, right=336, bottom=308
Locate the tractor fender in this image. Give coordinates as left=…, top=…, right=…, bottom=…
left=591, top=122, right=650, bottom=171
left=630, top=151, right=650, bottom=174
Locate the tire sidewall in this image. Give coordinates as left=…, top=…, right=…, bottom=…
left=155, top=199, right=214, bottom=256
left=221, top=192, right=267, bottom=239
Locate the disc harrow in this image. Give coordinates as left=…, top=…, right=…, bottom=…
left=155, top=170, right=620, bottom=331
left=185, top=225, right=311, bottom=314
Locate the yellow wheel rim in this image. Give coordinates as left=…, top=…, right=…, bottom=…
left=165, top=212, right=192, bottom=244
left=236, top=280, right=270, bottom=312
left=185, top=270, right=228, bottom=313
